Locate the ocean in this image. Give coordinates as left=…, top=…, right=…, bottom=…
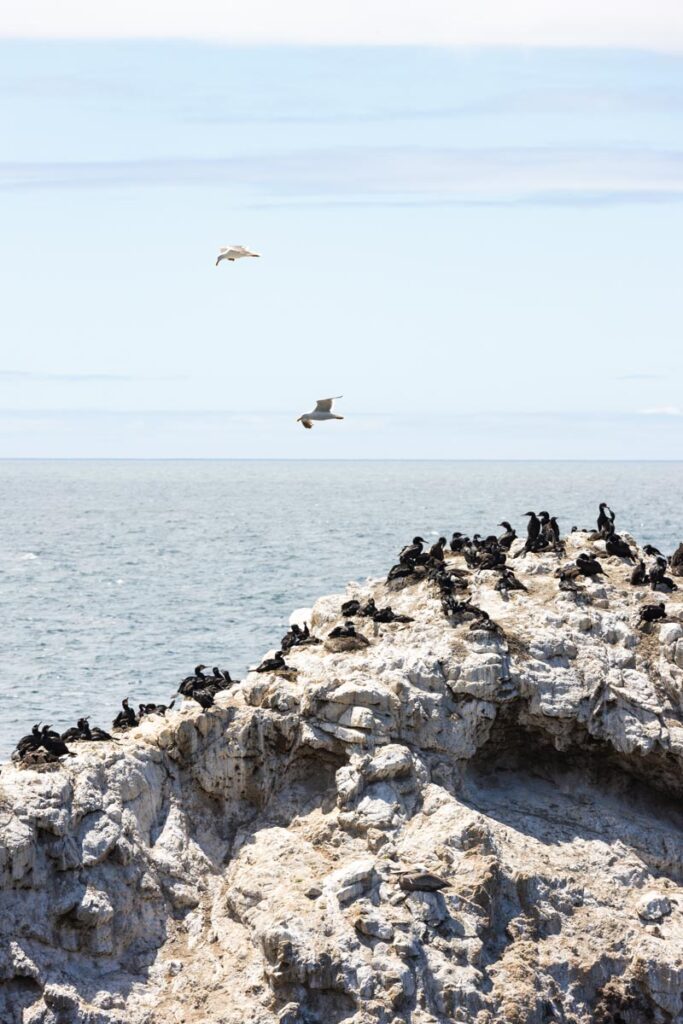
left=1, top=459, right=681, bottom=761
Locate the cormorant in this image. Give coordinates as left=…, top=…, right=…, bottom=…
left=372, top=605, right=414, bottom=624
left=112, top=698, right=137, bottom=730
left=671, top=542, right=683, bottom=577
left=630, top=561, right=648, bottom=586
left=386, top=563, right=416, bottom=583
left=14, top=724, right=43, bottom=758
left=537, top=512, right=551, bottom=547
left=597, top=503, right=616, bottom=536
left=605, top=533, right=634, bottom=561
left=494, top=567, right=526, bottom=593
left=429, top=538, right=447, bottom=562
left=399, top=537, right=427, bottom=565
left=643, top=544, right=663, bottom=558
left=497, top=522, right=517, bottom=551
left=255, top=651, right=287, bottom=673
left=328, top=621, right=360, bottom=639
left=649, top=559, right=678, bottom=592
left=523, top=512, right=541, bottom=552
left=449, top=532, right=467, bottom=553
left=548, top=516, right=561, bottom=546
left=478, top=546, right=505, bottom=570
left=639, top=602, right=666, bottom=625
left=576, top=553, right=605, bottom=577
left=189, top=690, right=214, bottom=709
left=341, top=599, right=361, bottom=617
left=40, top=725, right=74, bottom=758
left=61, top=717, right=90, bottom=742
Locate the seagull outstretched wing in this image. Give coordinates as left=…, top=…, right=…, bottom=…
left=314, top=396, right=342, bottom=413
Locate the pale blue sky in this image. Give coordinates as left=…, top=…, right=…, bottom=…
left=1, top=41, right=682, bottom=456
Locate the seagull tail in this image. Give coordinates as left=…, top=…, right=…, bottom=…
left=334, top=416, right=344, bottom=421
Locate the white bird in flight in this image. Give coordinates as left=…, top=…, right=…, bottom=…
left=297, top=396, right=344, bottom=430
left=215, top=245, right=261, bottom=266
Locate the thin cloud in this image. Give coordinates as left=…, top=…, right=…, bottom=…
left=1, top=146, right=682, bottom=207
left=616, top=372, right=666, bottom=380
left=3, top=1, right=683, bottom=51
left=638, top=405, right=682, bottom=415
left=0, top=371, right=186, bottom=382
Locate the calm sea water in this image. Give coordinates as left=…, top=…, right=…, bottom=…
left=1, top=460, right=681, bottom=761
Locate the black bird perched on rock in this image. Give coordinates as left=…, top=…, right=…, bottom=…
left=178, top=665, right=209, bottom=695
left=547, top=516, right=561, bottom=546
left=576, top=553, right=605, bottom=577
left=374, top=606, right=411, bottom=622
left=666, top=541, right=683, bottom=574
left=386, top=563, right=416, bottom=583
left=605, top=533, right=634, bottom=561
left=497, top=522, right=516, bottom=550
left=478, top=545, right=506, bottom=571
left=643, top=544, right=663, bottom=558
left=597, top=503, right=616, bottom=537
left=328, top=620, right=363, bottom=640
left=649, top=558, right=678, bottom=593
left=14, top=724, right=43, bottom=758
left=189, top=690, right=214, bottom=709
left=281, top=624, right=321, bottom=650
left=255, top=650, right=287, bottom=673
left=40, top=725, right=74, bottom=758
left=639, top=602, right=666, bottom=625
left=61, top=717, right=91, bottom=742
left=630, top=560, right=648, bottom=586
left=537, top=511, right=551, bottom=547
left=64, top=717, right=114, bottom=741
left=670, top=542, right=683, bottom=577
left=112, top=698, right=137, bottom=730
left=449, top=532, right=467, bottom=553
left=521, top=512, right=541, bottom=554
left=494, top=566, right=527, bottom=594
left=341, top=598, right=361, bottom=617
left=399, top=536, right=428, bottom=565
left=429, top=537, right=447, bottom=562
left=398, top=870, right=450, bottom=893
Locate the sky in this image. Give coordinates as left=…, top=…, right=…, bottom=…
left=1, top=5, right=683, bottom=457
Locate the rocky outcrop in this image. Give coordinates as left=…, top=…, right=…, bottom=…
left=1, top=531, right=683, bottom=1024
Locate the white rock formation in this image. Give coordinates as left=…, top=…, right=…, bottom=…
left=1, top=532, right=683, bottom=1023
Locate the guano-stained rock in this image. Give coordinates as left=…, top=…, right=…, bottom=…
left=1, top=530, right=683, bottom=1023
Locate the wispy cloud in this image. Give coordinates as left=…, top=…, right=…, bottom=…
left=0, top=370, right=185, bottom=382
left=638, top=405, right=682, bottom=415
left=1, top=146, right=682, bottom=206
left=3, top=1, right=683, bottom=51
left=616, top=372, right=666, bottom=380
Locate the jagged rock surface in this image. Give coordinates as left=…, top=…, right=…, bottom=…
left=1, top=532, right=683, bottom=1024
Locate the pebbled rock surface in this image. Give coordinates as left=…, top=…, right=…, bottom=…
left=1, top=531, right=683, bottom=1023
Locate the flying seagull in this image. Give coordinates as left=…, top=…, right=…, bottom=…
left=297, top=396, right=344, bottom=430
left=215, top=245, right=261, bottom=266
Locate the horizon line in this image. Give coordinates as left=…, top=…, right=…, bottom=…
left=2, top=457, right=683, bottom=464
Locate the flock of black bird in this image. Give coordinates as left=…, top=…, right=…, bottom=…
left=11, top=502, right=683, bottom=767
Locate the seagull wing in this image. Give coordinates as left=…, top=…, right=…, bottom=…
left=314, top=396, right=342, bottom=413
